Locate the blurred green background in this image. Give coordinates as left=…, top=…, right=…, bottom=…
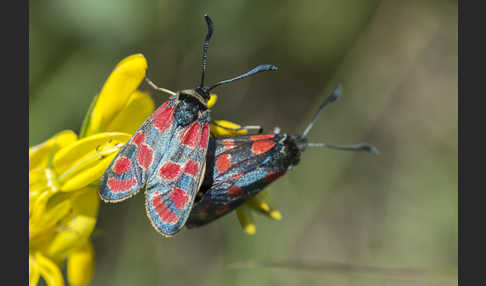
left=29, top=0, right=457, bottom=285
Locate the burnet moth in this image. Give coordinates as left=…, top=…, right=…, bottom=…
left=186, top=85, right=377, bottom=228
left=99, top=14, right=277, bottom=237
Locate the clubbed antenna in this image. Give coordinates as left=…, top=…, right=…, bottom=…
left=200, top=14, right=214, bottom=88
left=302, top=84, right=378, bottom=155
left=308, top=142, right=378, bottom=154
left=302, top=84, right=341, bottom=138
left=207, top=64, right=278, bottom=92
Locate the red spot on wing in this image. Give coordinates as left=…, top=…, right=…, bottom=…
left=113, top=157, right=131, bottom=174
left=107, top=178, right=137, bottom=192
left=170, top=188, right=190, bottom=209
left=133, top=132, right=145, bottom=146
left=215, top=154, right=232, bottom=174
left=227, top=186, right=242, bottom=198
left=137, top=144, right=154, bottom=169
left=152, top=196, right=178, bottom=224
left=250, top=134, right=275, bottom=141
left=154, top=107, right=174, bottom=131
left=184, top=160, right=199, bottom=177
left=199, top=123, right=210, bottom=151
left=182, top=122, right=201, bottom=148
left=150, top=100, right=170, bottom=120
left=265, top=171, right=285, bottom=183
left=251, top=140, right=276, bottom=155
left=159, top=162, right=182, bottom=180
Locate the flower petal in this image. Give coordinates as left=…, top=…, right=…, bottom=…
left=29, top=130, right=78, bottom=170
left=67, top=240, right=95, bottom=286
left=105, top=90, right=154, bottom=134
left=29, top=168, right=60, bottom=218
left=29, top=168, right=59, bottom=199
left=236, top=204, right=256, bottom=235
left=211, top=120, right=248, bottom=137
left=83, top=54, right=148, bottom=136
left=45, top=187, right=99, bottom=260
left=30, top=168, right=57, bottom=192
left=29, top=255, right=41, bottom=286
left=53, top=132, right=130, bottom=172
left=72, top=186, right=100, bottom=218
left=30, top=192, right=73, bottom=240
left=60, top=153, right=118, bottom=191
left=52, top=132, right=131, bottom=191
left=34, top=252, right=65, bottom=286
left=46, top=213, right=96, bottom=259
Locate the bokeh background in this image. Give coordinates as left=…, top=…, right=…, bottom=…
left=29, top=0, right=458, bottom=285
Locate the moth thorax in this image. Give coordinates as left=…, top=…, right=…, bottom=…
left=174, top=91, right=208, bottom=127
left=284, top=135, right=307, bottom=167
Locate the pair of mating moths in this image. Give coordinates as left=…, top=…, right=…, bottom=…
left=99, top=15, right=376, bottom=237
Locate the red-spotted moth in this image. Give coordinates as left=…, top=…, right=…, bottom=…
left=99, top=15, right=277, bottom=237
left=186, top=85, right=377, bottom=228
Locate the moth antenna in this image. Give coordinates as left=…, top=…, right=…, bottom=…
left=200, top=14, right=214, bottom=88
left=207, top=64, right=278, bottom=92
left=308, top=142, right=378, bottom=154
left=301, top=84, right=341, bottom=138
left=145, top=78, right=176, bottom=96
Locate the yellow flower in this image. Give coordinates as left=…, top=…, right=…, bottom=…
left=29, top=54, right=154, bottom=286
left=208, top=114, right=282, bottom=236
left=29, top=51, right=276, bottom=286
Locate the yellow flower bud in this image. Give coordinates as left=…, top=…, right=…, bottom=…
left=247, top=191, right=283, bottom=221
left=67, top=241, right=95, bottom=286
left=207, top=93, right=218, bottom=108
left=236, top=204, right=256, bottom=235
